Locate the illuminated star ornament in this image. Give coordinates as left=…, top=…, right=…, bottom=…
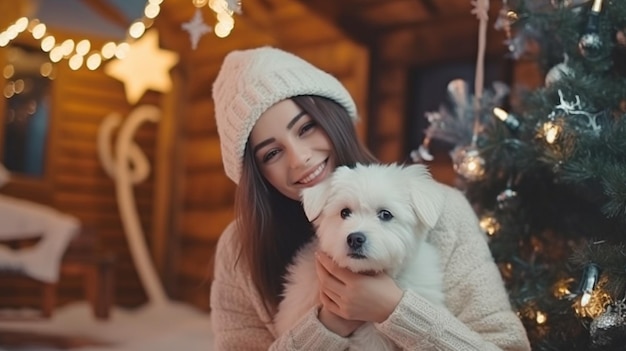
left=105, top=30, right=179, bottom=105
left=182, top=8, right=212, bottom=50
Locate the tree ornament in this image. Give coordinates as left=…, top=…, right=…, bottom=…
left=410, top=143, right=434, bottom=163
left=447, top=79, right=470, bottom=114
left=450, top=144, right=486, bottom=181
left=104, top=30, right=179, bottom=105
left=182, top=8, right=212, bottom=50
left=578, top=0, right=605, bottom=61
left=577, top=263, right=601, bottom=307
left=545, top=55, right=574, bottom=86
left=497, top=188, right=519, bottom=209
left=590, top=298, right=626, bottom=350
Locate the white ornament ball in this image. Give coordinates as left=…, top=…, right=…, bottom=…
left=545, top=62, right=573, bottom=86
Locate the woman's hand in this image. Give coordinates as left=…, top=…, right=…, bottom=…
left=315, top=251, right=404, bottom=324
left=317, top=305, right=363, bottom=337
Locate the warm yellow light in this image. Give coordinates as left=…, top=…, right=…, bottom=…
left=13, top=79, right=24, bottom=93
left=535, top=311, right=547, bottom=324
left=104, top=30, right=179, bottom=104
left=101, top=42, right=117, bottom=59
left=214, top=22, right=231, bottom=38
left=32, top=23, right=46, bottom=39
left=553, top=278, right=574, bottom=299
left=543, top=122, right=561, bottom=144
left=49, top=47, right=64, bottom=62
left=6, top=25, right=19, bottom=40
left=27, top=18, right=40, bottom=30
left=3, top=64, right=14, bottom=79
left=0, top=33, right=9, bottom=47
left=580, top=292, right=591, bottom=306
left=86, top=53, right=102, bottom=70
left=40, top=62, right=53, bottom=77
left=4, top=83, right=15, bottom=98
left=209, top=0, right=228, bottom=13
left=69, top=54, right=83, bottom=70
left=574, top=291, right=612, bottom=318
left=217, top=12, right=234, bottom=24
left=76, top=39, right=91, bottom=55
left=129, top=22, right=146, bottom=39
left=493, top=107, right=508, bottom=121
left=193, top=0, right=209, bottom=7
left=145, top=3, right=161, bottom=18
left=41, top=36, right=55, bottom=52
left=115, top=42, right=130, bottom=59
left=479, top=215, right=500, bottom=236
left=61, top=39, right=75, bottom=56
left=14, top=17, right=29, bottom=32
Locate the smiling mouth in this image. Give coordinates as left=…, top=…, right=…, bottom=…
left=298, top=160, right=327, bottom=184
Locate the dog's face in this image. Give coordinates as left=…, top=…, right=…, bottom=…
left=301, top=163, right=443, bottom=274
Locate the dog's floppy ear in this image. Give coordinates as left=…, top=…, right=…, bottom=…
left=300, top=176, right=333, bottom=222
left=404, top=164, right=445, bottom=228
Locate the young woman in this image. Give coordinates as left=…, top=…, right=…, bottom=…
left=209, top=46, right=530, bottom=350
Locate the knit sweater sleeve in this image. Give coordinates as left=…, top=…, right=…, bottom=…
left=375, top=187, right=531, bottom=351
left=210, top=222, right=350, bottom=351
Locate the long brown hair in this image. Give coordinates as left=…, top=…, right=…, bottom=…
left=233, top=95, right=377, bottom=315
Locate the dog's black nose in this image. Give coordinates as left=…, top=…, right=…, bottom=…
left=347, top=232, right=366, bottom=249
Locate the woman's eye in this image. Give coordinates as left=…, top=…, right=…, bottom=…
left=378, top=210, right=393, bottom=221
left=262, top=149, right=280, bottom=163
left=299, top=121, right=316, bottom=136
left=340, top=208, right=351, bottom=219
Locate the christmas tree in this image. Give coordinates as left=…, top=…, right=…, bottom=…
left=413, top=0, right=626, bottom=349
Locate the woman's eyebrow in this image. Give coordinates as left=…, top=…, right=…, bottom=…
left=286, top=111, right=307, bottom=130
left=253, top=138, right=275, bottom=155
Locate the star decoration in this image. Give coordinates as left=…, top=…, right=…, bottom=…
left=105, top=30, right=179, bottom=105
left=182, top=8, right=212, bottom=50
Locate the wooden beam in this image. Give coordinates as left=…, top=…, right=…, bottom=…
left=375, top=15, right=507, bottom=65
left=419, top=0, right=440, bottom=15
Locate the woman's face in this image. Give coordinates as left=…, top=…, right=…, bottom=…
left=249, top=99, right=336, bottom=201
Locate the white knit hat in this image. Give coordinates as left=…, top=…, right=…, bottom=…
left=212, top=46, right=358, bottom=184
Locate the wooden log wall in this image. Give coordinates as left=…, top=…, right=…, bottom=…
left=0, top=0, right=370, bottom=314
left=0, top=21, right=161, bottom=308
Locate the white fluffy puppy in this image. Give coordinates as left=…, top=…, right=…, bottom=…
left=274, top=163, right=447, bottom=350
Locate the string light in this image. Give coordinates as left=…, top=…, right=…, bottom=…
left=0, top=0, right=240, bottom=73
left=479, top=213, right=500, bottom=236
left=542, top=121, right=562, bottom=144
left=493, top=107, right=521, bottom=131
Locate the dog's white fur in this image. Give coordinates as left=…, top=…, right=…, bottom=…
left=274, top=163, right=447, bottom=350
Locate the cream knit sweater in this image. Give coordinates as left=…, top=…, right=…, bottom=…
left=210, top=185, right=531, bottom=350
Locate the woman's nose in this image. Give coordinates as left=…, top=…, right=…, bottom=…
left=288, top=143, right=311, bottom=169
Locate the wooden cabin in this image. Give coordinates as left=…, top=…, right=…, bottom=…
left=0, top=0, right=544, bottom=344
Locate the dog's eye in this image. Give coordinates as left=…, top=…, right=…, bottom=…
left=377, top=210, right=394, bottom=221
left=340, top=208, right=351, bottom=219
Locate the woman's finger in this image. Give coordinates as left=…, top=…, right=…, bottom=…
left=316, top=251, right=360, bottom=282
left=315, top=253, right=345, bottom=288
left=316, top=257, right=351, bottom=306
left=319, top=290, right=341, bottom=316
